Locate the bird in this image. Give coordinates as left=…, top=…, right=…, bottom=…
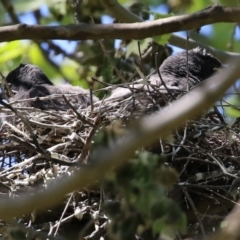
left=5, top=64, right=99, bottom=111
left=108, top=47, right=222, bottom=101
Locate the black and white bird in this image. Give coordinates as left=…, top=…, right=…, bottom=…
left=5, top=64, right=99, bottom=111
left=108, top=48, right=222, bottom=100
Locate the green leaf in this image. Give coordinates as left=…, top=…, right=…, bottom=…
left=186, top=0, right=212, bottom=13
left=153, top=34, right=171, bottom=46
left=0, top=41, right=26, bottom=64
left=61, top=60, right=89, bottom=88
left=224, top=96, right=240, bottom=118
left=126, top=39, right=151, bottom=59
left=151, top=12, right=174, bottom=20
left=28, top=43, right=59, bottom=80
left=219, top=0, right=240, bottom=7
left=152, top=217, right=166, bottom=234
left=149, top=11, right=172, bottom=45
left=12, top=0, right=47, bottom=12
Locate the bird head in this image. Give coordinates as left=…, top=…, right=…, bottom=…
left=5, top=64, right=53, bottom=92
left=160, top=47, right=222, bottom=85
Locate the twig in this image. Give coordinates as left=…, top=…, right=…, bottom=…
left=62, top=94, right=95, bottom=127
left=54, top=193, right=74, bottom=236
left=182, top=187, right=206, bottom=237
left=155, top=52, right=175, bottom=100
left=0, top=98, right=49, bottom=157
left=70, top=0, right=82, bottom=24
left=137, top=41, right=144, bottom=75
left=77, top=115, right=101, bottom=163
left=207, top=153, right=237, bottom=179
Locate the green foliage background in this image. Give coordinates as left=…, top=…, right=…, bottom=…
left=1, top=0, right=239, bottom=90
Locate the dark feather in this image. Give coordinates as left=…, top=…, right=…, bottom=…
left=5, top=64, right=99, bottom=111
left=108, top=48, right=222, bottom=100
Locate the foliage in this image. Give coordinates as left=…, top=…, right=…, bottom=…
left=1, top=0, right=239, bottom=89
left=103, top=152, right=185, bottom=239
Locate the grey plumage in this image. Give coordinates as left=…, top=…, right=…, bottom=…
left=108, top=48, right=222, bottom=101
left=5, top=64, right=99, bottom=111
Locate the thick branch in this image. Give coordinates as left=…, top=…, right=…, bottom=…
left=0, top=5, right=240, bottom=42
left=100, top=0, right=240, bottom=62
left=169, top=34, right=240, bottom=62
left=0, top=56, right=239, bottom=220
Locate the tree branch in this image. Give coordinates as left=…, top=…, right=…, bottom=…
left=169, top=34, right=240, bottom=62
left=0, top=5, right=240, bottom=43
left=100, top=0, right=240, bottom=62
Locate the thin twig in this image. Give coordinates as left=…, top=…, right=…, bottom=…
left=182, top=187, right=206, bottom=237
left=54, top=193, right=74, bottom=236
left=155, top=52, right=175, bottom=100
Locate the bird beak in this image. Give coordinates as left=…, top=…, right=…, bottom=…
left=213, top=65, right=227, bottom=71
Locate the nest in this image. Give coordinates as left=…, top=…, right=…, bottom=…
left=0, top=85, right=239, bottom=239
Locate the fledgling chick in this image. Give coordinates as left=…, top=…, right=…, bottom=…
left=108, top=48, right=222, bottom=100
left=5, top=64, right=99, bottom=111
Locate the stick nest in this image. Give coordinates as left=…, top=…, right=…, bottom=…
left=0, top=87, right=239, bottom=239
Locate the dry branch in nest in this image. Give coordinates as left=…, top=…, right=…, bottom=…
left=0, top=83, right=240, bottom=239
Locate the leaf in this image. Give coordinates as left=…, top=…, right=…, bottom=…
left=150, top=11, right=172, bottom=45
left=224, top=96, right=240, bottom=118
left=126, top=39, right=151, bottom=59
left=152, top=12, right=174, bottom=19
left=49, top=0, right=67, bottom=16
left=28, top=43, right=59, bottom=80
left=152, top=217, right=166, bottom=234
left=12, top=0, right=47, bottom=13
left=61, top=60, right=89, bottom=88
left=219, top=0, right=240, bottom=7
left=186, top=0, right=212, bottom=13
left=153, top=34, right=171, bottom=46
left=0, top=41, right=26, bottom=64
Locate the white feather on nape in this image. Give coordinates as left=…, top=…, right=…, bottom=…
left=193, top=46, right=202, bottom=53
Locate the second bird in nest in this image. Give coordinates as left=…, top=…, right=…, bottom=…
left=108, top=47, right=222, bottom=100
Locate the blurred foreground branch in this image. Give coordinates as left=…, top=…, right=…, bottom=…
left=207, top=204, right=240, bottom=240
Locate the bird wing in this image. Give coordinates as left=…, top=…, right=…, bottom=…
left=8, top=84, right=98, bottom=111
left=106, top=73, right=183, bottom=101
